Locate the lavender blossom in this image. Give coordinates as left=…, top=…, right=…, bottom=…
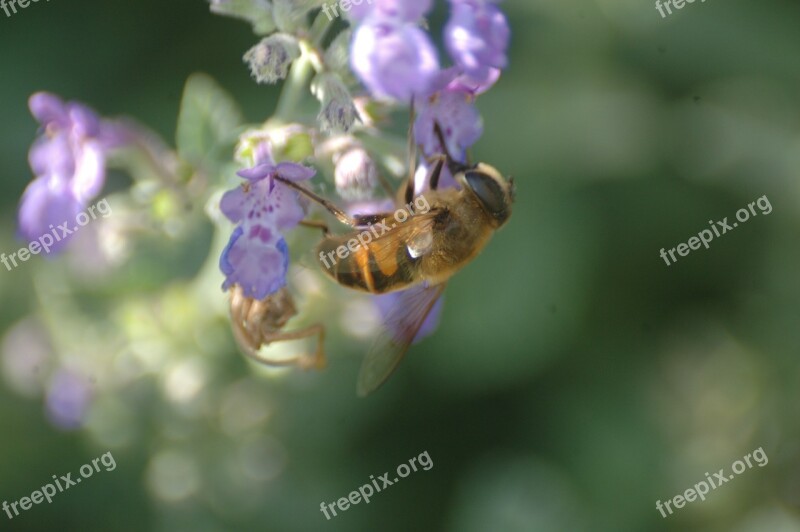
left=346, top=0, right=433, bottom=23
left=334, top=147, right=378, bottom=200
left=220, top=144, right=315, bottom=299
left=350, top=18, right=440, bottom=102
left=434, top=65, right=502, bottom=96
left=46, top=369, right=93, bottom=430
left=445, top=0, right=510, bottom=81
left=414, top=89, right=483, bottom=161
left=18, top=93, right=123, bottom=254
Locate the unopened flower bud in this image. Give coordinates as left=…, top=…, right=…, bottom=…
left=243, top=34, right=300, bottom=84
left=312, top=72, right=358, bottom=133
left=335, top=147, right=378, bottom=200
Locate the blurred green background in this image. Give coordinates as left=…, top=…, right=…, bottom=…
left=2, top=0, right=800, bottom=531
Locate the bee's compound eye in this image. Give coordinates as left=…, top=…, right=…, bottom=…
left=464, top=170, right=510, bottom=225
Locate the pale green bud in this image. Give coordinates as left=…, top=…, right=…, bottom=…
left=243, top=34, right=301, bottom=84
left=311, top=72, right=358, bottom=134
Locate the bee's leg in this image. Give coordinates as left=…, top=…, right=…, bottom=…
left=352, top=212, right=394, bottom=227
left=299, top=219, right=331, bottom=236
left=403, top=154, right=446, bottom=197
left=241, top=324, right=327, bottom=370
left=230, top=302, right=263, bottom=358
left=230, top=286, right=258, bottom=340
left=403, top=168, right=415, bottom=204
left=432, top=121, right=454, bottom=162
left=273, top=176, right=359, bottom=228
left=404, top=98, right=419, bottom=205
left=433, top=121, right=472, bottom=176
left=427, top=155, right=446, bottom=191
left=405, top=119, right=463, bottom=197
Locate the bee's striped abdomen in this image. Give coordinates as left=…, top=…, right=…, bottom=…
left=318, top=236, right=418, bottom=294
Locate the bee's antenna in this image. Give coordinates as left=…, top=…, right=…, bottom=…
left=273, top=175, right=356, bottom=228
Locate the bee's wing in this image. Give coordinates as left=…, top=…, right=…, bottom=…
left=364, top=210, right=440, bottom=270
left=357, top=282, right=447, bottom=397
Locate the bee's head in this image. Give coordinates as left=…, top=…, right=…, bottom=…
left=456, top=162, right=515, bottom=228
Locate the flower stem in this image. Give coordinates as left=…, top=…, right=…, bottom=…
left=275, top=52, right=314, bottom=122
left=309, top=10, right=333, bottom=47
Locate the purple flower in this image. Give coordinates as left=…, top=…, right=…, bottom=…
left=46, top=370, right=92, bottom=430
left=219, top=147, right=316, bottom=300
left=18, top=92, right=123, bottom=254
left=351, top=19, right=440, bottom=102
left=414, top=89, right=483, bottom=161
left=334, top=147, right=378, bottom=200
left=431, top=65, right=502, bottom=96
left=413, top=158, right=459, bottom=195
left=445, top=0, right=510, bottom=82
left=347, top=0, right=433, bottom=23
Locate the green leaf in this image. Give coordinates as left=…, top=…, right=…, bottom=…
left=209, top=0, right=275, bottom=35
left=176, top=73, right=244, bottom=175
left=275, top=131, right=314, bottom=162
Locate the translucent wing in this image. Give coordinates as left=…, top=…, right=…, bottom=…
left=357, top=282, right=447, bottom=397
left=363, top=210, right=440, bottom=270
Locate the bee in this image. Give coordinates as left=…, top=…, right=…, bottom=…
left=228, top=284, right=326, bottom=371
left=276, top=122, right=515, bottom=396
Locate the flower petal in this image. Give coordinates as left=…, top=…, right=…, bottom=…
left=348, top=0, right=433, bottom=22
left=220, top=228, right=289, bottom=300
left=351, top=21, right=440, bottom=102
left=236, top=163, right=276, bottom=183
left=28, top=134, right=75, bottom=180
left=70, top=140, right=106, bottom=203
left=17, top=177, right=82, bottom=254
left=220, top=186, right=247, bottom=223
left=445, top=1, right=510, bottom=78
left=67, top=103, right=102, bottom=139
left=266, top=182, right=307, bottom=231
left=414, top=89, right=483, bottom=159
left=29, top=92, right=69, bottom=128
left=274, top=161, right=316, bottom=182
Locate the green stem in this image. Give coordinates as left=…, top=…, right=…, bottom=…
left=275, top=52, right=314, bottom=121
left=308, top=10, right=333, bottom=47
